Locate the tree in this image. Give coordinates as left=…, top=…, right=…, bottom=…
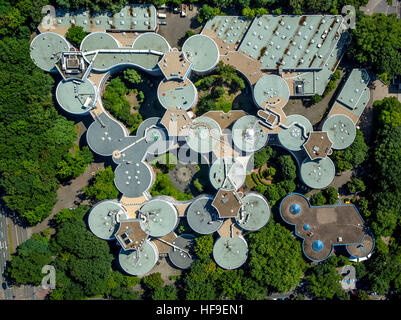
left=197, top=5, right=221, bottom=23
left=56, top=146, right=93, bottom=180
left=123, top=68, right=143, bottom=85
left=53, top=205, right=91, bottom=226
left=194, top=234, right=214, bottom=260
left=253, top=147, right=273, bottom=168
left=310, top=192, right=326, bottom=206
left=152, top=285, right=178, bottom=300
left=142, top=272, right=164, bottom=291
left=193, top=178, right=203, bottom=193
left=323, top=187, right=338, bottom=205
left=65, top=26, right=87, bottom=48
left=83, top=166, right=119, bottom=202
left=277, top=155, right=297, bottom=181
left=346, top=178, right=366, bottom=194
left=247, top=221, right=307, bottom=293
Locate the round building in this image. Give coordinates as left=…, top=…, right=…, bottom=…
left=300, top=157, right=335, bottom=189
left=186, top=196, right=223, bottom=234
left=322, top=114, right=356, bottom=150
left=209, top=158, right=246, bottom=190
left=278, top=115, right=313, bottom=151
left=236, top=193, right=270, bottom=231
left=253, top=74, right=290, bottom=109
left=182, top=34, right=219, bottom=74
left=56, top=79, right=97, bottom=114
left=157, top=78, right=197, bottom=111
left=232, top=115, right=269, bottom=153
left=186, top=116, right=222, bottom=154
left=168, top=234, right=196, bottom=270
left=213, top=236, right=248, bottom=270
left=118, top=241, right=158, bottom=276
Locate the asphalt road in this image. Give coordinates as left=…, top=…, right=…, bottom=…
left=361, top=0, right=401, bottom=17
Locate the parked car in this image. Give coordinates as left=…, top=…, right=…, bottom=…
left=159, top=21, right=168, bottom=25
left=181, top=4, right=187, bottom=17
left=173, top=7, right=180, bottom=13
left=157, top=13, right=166, bottom=18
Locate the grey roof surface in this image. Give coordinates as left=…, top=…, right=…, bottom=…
left=168, top=234, right=196, bottom=269
left=322, top=114, right=356, bottom=150
left=118, top=241, right=158, bottom=276
left=132, top=32, right=170, bottom=52
left=186, top=196, right=223, bottom=234
left=209, top=158, right=246, bottom=190
left=114, top=161, right=153, bottom=198
left=54, top=5, right=157, bottom=32
left=80, top=32, right=119, bottom=52
left=239, top=15, right=345, bottom=70
left=88, top=200, right=128, bottom=240
left=186, top=116, right=222, bottom=154
left=253, top=74, right=290, bottom=108
left=336, top=69, right=370, bottom=112
left=139, top=199, right=178, bottom=237
left=232, top=115, right=269, bottom=153
left=300, top=157, right=335, bottom=189
left=157, top=78, right=197, bottom=110
left=182, top=35, right=219, bottom=73
left=203, top=16, right=251, bottom=48
left=30, top=32, right=70, bottom=72
left=213, top=236, right=248, bottom=270
left=278, top=114, right=313, bottom=151
left=56, top=79, right=97, bottom=114
left=236, top=193, right=270, bottom=231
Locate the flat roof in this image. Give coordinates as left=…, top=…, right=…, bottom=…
left=213, top=236, right=248, bottom=269
left=236, top=193, right=270, bottom=231
left=115, top=219, right=148, bottom=250
left=186, top=116, right=222, bottom=154
left=53, top=5, right=157, bottom=32
left=114, top=161, right=153, bottom=198
left=139, top=199, right=178, bottom=237
left=278, top=114, right=313, bottom=151
left=322, top=114, right=356, bottom=150
left=303, top=131, right=333, bottom=160
left=158, top=50, right=192, bottom=80
left=280, top=193, right=373, bottom=262
left=232, top=115, right=269, bottom=153
left=56, top=79, right=97, bottom=114
left=30, top=32, right=70, bottom=72
left=239, top=15, right=345, bottom=71
left=118, top=241, right=158, bottom=276
left=157, top=78, right=197, bottom=111
left=212, top=189, right=243, bottom=219
left=300, top=157, right=335, bottom=189
left=209, top=158, right=246, bottom=191
left=88, top=200, right=128, bottom=240
left=336, top=69, right=370, bottom=112
left=132, top=32, right=170, bottom=52
left=80, top=32, right=119, bottom=52
left=186, top=196, right=223, bottom=235
left=168, top=234, right=196, bottom=269
left=253, top=74, right=290, bottom=108
left=182, top=34, right=219, bottom=73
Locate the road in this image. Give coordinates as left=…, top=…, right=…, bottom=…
left=361, top=0, right=401, bottom=17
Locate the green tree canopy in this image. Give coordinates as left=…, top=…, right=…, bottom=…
left=83, top=166, right=119, bottom=202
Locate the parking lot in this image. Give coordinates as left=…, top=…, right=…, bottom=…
left=156, top=4, right=202, bottom=49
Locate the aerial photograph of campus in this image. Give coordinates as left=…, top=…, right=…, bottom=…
left=0, top=0, right=401, bottom=306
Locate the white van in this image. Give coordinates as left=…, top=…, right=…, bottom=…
left=157, top=13, right=167, bottom=18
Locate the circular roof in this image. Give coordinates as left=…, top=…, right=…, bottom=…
left=80, top=32, right=119, bottom=52
left=56, top=79, right=97, bottom=114
left=209, top=158, right=246, bottom=190
left=278, top=115, right=313, bottom=151
left=290, top=203, right=301, bottom=215
left=253, top=74, right=290, bottom=108
left=168, top=234, right=196, bottom=269
left=88, top=200, right=128, bottom=240
left=157, top=78, right=197, bottom=111
left=186, top=196, right=223, bottom=234
left=118, top=241, right=158, bottom=276
left=312, top=240, right=324, bottom=252
left=303, top=224, right=310, bottom=231
left=300, top=157, right=335, bottom=189
left=322, top=114, right=356, bottom=150
left=236, top=193, right=270, bottom=231
left=232, top=115, right=268, bottom=153
left=182, top=34, right=219, bottom=73
left=213, top=236, right=248, bottom=270
left=114, top=161, right=153, bottom=198
left=139, top=199, right=178, bottom=237
left=186, top=116, right=222, bottom=154
left=144, top=126, right=172, bottom=156
left=30, top=32, right=70, bottom=72
left=132, top=32, right=170, bottom=53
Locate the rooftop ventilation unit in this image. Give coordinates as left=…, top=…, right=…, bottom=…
left=96, top=20, right=100, bottom=25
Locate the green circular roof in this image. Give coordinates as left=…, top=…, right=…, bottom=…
left=182, top=34, right=219, bottom=73
left=186, top=196, right=223, bottom=234
left=209, top=158, right=246, bottom=190
left=232, top=115, right=268, bottom=153
left=186, top=116, right=222, bottom=154
left=118, top=241, right=158, bottom=276
left=88, top=200, right=128, bottom=240
left=300, top=157, right=335, bottom=189
left=56, top=79, right=97, bottom=114
left=236, top=193, right=270, bottom=231
left=132, top=32, right=170, bottom=52
left=139, top=199, right=178, bottom=237
left=157, top=78, right=197, bottom=111
left=30, top=32, right=70, bottom=72
left=253, top=74, right=290, bottom=108
left=213, top=236, right=248, bottom=270
left=322, top=114, right=356, bottom=150
left=80, top=32, right=119, bottom=52
left=278, top=114, right=313, bottom=151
